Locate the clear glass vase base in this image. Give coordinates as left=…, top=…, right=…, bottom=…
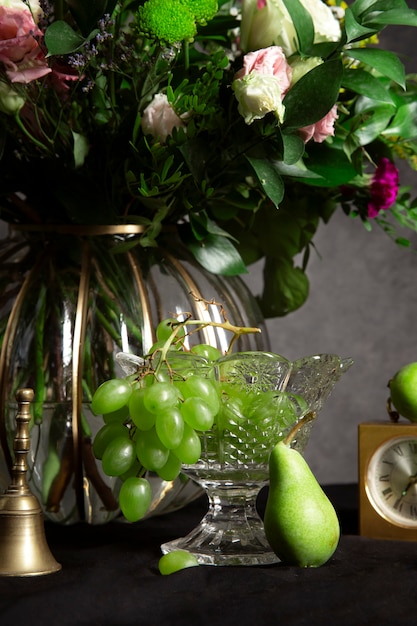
left=160, top=484, right=279, bottom=566
left=161, top=530, right=279, bottom=567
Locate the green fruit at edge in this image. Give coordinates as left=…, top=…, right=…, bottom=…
left=389, top=362, right=417, bottom=422
left=264, top=441, right=340, bottom=568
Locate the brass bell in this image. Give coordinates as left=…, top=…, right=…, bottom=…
left=0, top=388, right=61, bottom=576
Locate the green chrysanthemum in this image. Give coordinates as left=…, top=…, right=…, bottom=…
left=138, top=0, right=218, bottom=44
left=182, top=0, right=218, bottom=25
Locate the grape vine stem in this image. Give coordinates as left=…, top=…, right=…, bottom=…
left=151, top=297, right=262, bottom=376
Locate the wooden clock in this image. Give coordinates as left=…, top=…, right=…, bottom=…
left=358, top=421, right=417, bottom=541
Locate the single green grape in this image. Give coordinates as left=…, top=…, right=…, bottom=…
left=119, top=477, right=152, bottom=522
left=157, top=451, right=182, bottom=481
left=101, top=436, right=136, bottom=476
left=91, top=378, right=132, bottom=415
left=156, top=317, right=186, bottom=342
left=158, top=550, right=199, bottom=575
left=143, top=382, right=180, bottom=414
left=129, top=387, right=156, bottom=430
left=180, top=396, right=215, bottom=431
left=120, top=458, right=142, bottom=482
left=175, top=376, right=220, bottom=415
left=174, top=423, right=201, bottom=464
left=103, top=404, right=130, bottom=424
left=93, top=423, right=129, bottom=460
left=136, top=427, right=169, bottom=470
left=191, top=344, right=222, bottom=361
left=155, top=407, right=184, bottom=449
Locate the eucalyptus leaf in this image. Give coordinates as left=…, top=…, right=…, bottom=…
left=44, top=21, right=87, bottom=56
left=344, top=48, right=406, bottom=88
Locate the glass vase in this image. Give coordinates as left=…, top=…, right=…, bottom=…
left=160, top=351, right=353, bottom=565
left=0, top=225, right=269, bottom=524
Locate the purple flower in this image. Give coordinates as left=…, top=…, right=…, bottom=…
left=367, top=158, right=399, bottom=218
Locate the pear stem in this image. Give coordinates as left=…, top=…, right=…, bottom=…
left=283, top=411, right=316, bottom=447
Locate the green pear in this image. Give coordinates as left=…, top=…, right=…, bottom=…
left=388, top=362, right=417, bottom=422
left=264, top=440, right=340, bottom=567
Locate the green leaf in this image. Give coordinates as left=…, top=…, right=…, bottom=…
left=67, top=0, right=111, bottom=35
left=382, top=102, right=417, bottom=139
left=282, top=0, right=315, bottom=54
left=342, top=69, right=394, bottom=104
left=189, top=211, right=237, bottom=242
left=44, top=21, right=87, bottom=55
left=187, top=234, right=248, bottom=276
left=246, top=156, right=284, bottom=207
left=363, top=8, right=417, bottom=28
left=259, top=257, right=309, bottom=318
left=344, top=8, right=378, bottom=43
left=283, top=59, right=343, bottom=129
left=344, top=48, right=406, bottom=88
left=282, top=134, right=306, bottom=165
left=72, top=131, right=89, bottom=167
left=345, top=105, right=396, bottom=145
left=351, top=0, right=410, bottom=20
left=301, top=144, right=359, bottom=187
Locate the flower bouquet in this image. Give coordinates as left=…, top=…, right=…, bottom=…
left=0, top=0, right=417, bottom=316
left=0, top=0, right=417, bottom=522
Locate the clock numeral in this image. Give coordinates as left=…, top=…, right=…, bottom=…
left=393, top=499, right=403, bottom=512
left=409, top=443, right=417, bottom=455
left=382, top=487, right=393, bottom=499
left=392, top=445, right=404, bottom=457
left=378, top=474, right=390, bottom=482
left=410, top=505, right=417, bottom=520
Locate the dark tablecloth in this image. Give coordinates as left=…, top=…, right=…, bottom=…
left=1, top=484, right=416, bottom=626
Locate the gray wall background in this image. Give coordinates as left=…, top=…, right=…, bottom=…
left=243, top=22, right=417, bottom=485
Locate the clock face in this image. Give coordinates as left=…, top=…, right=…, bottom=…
left=366, top=436, right=417, bottom=528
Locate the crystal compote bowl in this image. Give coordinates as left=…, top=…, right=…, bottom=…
left=160, top=351, right=353, bottom=566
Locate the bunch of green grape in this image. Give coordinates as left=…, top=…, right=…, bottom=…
left=91, top=318, right=222, bottom=523
left=91, top=317, right=305, bottom=523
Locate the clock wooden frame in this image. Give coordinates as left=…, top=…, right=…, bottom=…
left=358, top=421, right=417, bottom=541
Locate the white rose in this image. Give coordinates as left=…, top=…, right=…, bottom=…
left=232, top=72, right=286, bottom=125
left=240, top=0, right=341, bottom=57
left=141, top=93, right=186, bottom=144
left=0, top=81, right=25, bottom=115
left=290, top=56, right=323, bottom=85
left=2, top=0, right=43, bottom=23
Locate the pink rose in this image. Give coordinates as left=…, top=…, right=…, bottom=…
left=232, top=46, right=292, bottom=125
left=298, top=105, right=338, bottom=143
left=0, top=3, right=51, bottom=84
left=234, top=46, right=292, bottom=95
left=141, top=93, right=187, bottom=143
left=367, top=158, right=399, bottom=218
